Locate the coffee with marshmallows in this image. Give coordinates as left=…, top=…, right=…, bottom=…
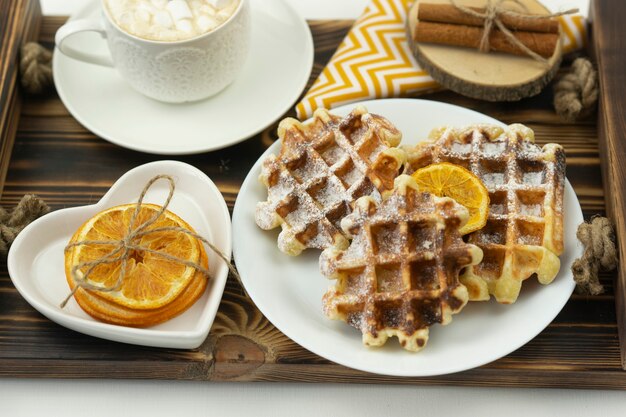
left=105, top=0, right=240, bottom=42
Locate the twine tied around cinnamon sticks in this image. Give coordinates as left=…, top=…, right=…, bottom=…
left=60, top=174, right=240, bottom=308
left=446, top=0, right=578, bottom=63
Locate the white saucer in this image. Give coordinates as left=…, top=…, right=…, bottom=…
left=232, top=98, right=583, bottom=376
left=8, top=161, right=232, bottom=349
left=53, top=0, right=313, bottom=155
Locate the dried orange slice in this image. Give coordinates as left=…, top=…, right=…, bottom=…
left=65, top=204, right=203, bottom=310
left=67, top=250, right=208, bottom=327
left=411, top=162, right=489, bottom=235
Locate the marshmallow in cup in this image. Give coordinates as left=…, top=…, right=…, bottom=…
left=104, top=0, right=241, bottom=42
left=55, top=0, right=250, bottom=103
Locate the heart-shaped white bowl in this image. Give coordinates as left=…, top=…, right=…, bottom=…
left=7, top=160, right=231, bottom=349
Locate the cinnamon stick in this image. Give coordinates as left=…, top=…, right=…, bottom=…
left=415, top=21, right=558, bottom=58
left=418, top=3, right=560, bottom=33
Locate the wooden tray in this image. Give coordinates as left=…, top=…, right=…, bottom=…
left=593, top=0, right=626, bottom=371
left=0, top=0, right=41, bottom=196
left=1, top=7, right=625, bottom=389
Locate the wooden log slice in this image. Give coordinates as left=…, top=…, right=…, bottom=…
left=407, top=0, right=562, bottom=102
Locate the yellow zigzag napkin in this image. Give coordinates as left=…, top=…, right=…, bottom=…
left=296, top=0, right=588, bottom=120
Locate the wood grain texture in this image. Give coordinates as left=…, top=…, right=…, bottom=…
left=0, top=16, right=623, bottom=388
left=407, top=0, right=561, bottom=102
left=593, top=0, right=626, bottom=370
left=0, top=0, right=41, bottom=196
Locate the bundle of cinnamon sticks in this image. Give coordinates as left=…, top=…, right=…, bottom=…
left=414, top=2, right=560, bottom=58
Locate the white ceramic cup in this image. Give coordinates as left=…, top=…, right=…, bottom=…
left=55, top=0, right=251, bottom=103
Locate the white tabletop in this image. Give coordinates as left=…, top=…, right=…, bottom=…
left=4, top=0, right=626, bottom=416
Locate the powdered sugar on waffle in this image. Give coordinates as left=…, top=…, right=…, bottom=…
left=255, top=106, right=406, bottom=256
left=405, top=123, right=566, bottom=304
left=320, top=175, right=482, bottom=351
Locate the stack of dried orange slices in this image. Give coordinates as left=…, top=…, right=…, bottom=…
left=64, top=203, right=208, bottom=327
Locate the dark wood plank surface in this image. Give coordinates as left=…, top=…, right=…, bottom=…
left=593, top=0, right=626, bottom=370
left=0, top=15, right=624, bottom=389
left=0, top=0, right=41, bottom=195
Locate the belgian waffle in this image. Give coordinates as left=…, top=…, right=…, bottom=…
left=320, top=175, right=483, bottom=351
left=405, top=124, right=566, bottom=304
left=255, top=106, right=406, bottom=256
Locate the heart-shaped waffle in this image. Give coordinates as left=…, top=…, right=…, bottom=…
left=320, top=175, right=483, bottom=351
left=255, top=106, right=406, bottom=256
left=405, top=124, right=566, bottom=304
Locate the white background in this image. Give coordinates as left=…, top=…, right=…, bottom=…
left=5, top=0, right=626, bottom=416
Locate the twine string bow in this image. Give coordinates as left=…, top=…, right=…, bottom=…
left=572, top=217, right=618, bottom=296
left=61, top=175, right=239, bottom=308
left=20, top=42, right=53, bottom=94
left=553, top=57, right=599, bottom=122
left=449, top=0, right=578, bottom=63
